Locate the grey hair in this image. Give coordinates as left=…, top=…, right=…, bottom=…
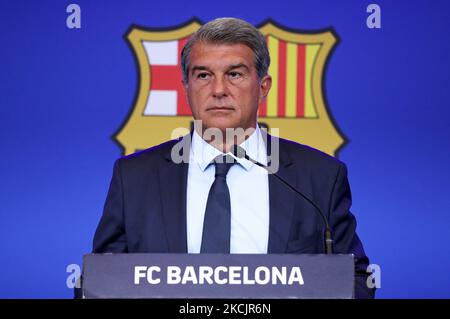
left=180, top=17, right=270, bottom=84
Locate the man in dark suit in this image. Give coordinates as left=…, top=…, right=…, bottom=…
left=93, top=17, right=375, bottom=298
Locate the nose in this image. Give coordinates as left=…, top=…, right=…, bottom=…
left=212, top=76, right=228, bottom=98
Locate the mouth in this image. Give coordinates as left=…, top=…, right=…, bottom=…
left=206, top=106, right=235, bottom=111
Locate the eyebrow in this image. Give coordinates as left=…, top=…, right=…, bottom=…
left=190, top=63, right=250, bottom=74
left=191, top=66, right=211, bottom=73
left=225, top=63, right=250, bottom=72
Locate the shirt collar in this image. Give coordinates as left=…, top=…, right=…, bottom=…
left=191, top=125, right=267, bottom=172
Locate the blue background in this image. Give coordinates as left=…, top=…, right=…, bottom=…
left=1, top=0, right=449, bottom=298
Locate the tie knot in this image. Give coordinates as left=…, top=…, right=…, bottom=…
left=213, top=155, right=235, bottom=178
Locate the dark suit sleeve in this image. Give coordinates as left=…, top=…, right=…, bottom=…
left=92, top=159, right=128, bottom=253
left=328, top=163, right=375, bottom=299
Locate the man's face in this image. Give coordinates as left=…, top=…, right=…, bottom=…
left=184, top=42, right=271, bottom=134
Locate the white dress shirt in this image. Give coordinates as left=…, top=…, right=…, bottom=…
left=186, top=126, right=270, bottom=254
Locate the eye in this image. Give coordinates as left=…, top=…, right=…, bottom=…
left=197, top=72, right=210, bottom=80
left=228, top=71, right=242, bottom=79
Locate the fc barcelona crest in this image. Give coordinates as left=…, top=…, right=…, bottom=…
left=115, top=19, right=346, bottom=156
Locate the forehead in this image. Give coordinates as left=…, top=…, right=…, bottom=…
left=188, top=42, right=255, bottom=69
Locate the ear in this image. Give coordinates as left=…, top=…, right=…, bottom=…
left=258, top=75, right=272, bottom=104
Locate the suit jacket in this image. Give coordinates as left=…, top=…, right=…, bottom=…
left=93, top=133, right=375, bottom=298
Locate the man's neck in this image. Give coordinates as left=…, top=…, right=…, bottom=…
left=196, top=126, right=257, bottom=153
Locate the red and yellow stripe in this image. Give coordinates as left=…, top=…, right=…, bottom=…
left=259, top=36, right=319, bottom=118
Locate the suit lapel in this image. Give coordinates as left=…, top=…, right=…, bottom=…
left=159, top=135, right=190, bottom=253
left=264, top=133, right=297, bottom=253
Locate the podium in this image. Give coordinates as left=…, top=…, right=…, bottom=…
left=81, top=253, right=354, bottom=299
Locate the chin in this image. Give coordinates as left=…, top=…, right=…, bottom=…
left=203, top=119, right=236, bottom=132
